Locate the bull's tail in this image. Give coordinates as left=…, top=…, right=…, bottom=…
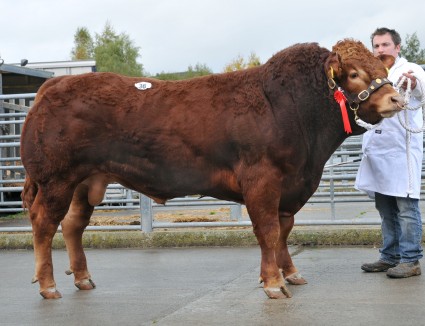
left=21, top=176, right=38, bottom=210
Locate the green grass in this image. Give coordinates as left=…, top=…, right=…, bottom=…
left=0, top=211, right=27, bottom=220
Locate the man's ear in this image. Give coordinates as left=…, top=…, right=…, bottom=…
left=325, top=52, right=342, bottom=80
left=377, top=54, right=395, bottom=71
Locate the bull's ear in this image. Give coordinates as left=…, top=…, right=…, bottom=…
left=324, top=52, right=342, bottom=79
left=377, top=54, right=395, bottom=71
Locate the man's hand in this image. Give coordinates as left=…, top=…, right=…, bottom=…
left=399, top=70, right=417, bottom=90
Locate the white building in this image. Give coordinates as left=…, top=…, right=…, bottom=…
left=24, top=60, right=96, bottom=76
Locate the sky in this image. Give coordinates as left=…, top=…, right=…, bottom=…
left=1, top=0, right=425, bottom=75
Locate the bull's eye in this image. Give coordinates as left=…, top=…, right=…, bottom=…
left=349, top=72, right=359, bottom=79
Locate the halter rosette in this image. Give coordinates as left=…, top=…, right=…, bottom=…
left=333, top=88, right=352, bottom=133
left=328, top=67, right=352, bottom=134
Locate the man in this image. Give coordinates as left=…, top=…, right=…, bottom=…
left=355, top=27, right=425, bottom=278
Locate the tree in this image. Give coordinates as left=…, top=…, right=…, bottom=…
left=223, top=52, right=261, bottom=72
left=94, top=22, right=143, bottom=76
left=154, top=63, right=212, bottom=80
left=246, top=52, right=261, bottom=68
left=186, top=63, right=213, bottom=78
left=400, top=32, right=425, bottom=64
left=71, top=22, right=144, bottom=76
left=70, top=27, right=94, bottom=60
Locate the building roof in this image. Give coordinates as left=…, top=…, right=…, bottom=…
left=0, top=62, right=53, bottom=94
left=24, top=60, right=96, bottom=70
left=0, top=63, right=53, bottom=79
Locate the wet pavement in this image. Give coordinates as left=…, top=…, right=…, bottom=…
left=2, top=246, right=425, bottom=325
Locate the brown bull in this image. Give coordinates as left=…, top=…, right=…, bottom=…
left=21, top=39, right=404, bottom=299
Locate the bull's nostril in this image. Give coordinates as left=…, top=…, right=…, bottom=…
left=392, top=95, right=406, bottom=109
left=396, top=102, right=405, bottom=109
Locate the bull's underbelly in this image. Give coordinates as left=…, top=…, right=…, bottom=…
left=83, top=155, right=320, bottom=215
left=82, top=158, right=244, bottom=206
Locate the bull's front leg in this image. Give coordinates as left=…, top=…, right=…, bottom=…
left=275, top=214, right=307, bottom=285
left=243, top=178, right=292, bottom=299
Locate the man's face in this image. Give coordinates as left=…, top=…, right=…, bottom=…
left=372, top=33, right=401, bottom=58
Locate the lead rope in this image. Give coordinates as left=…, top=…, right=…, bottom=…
left=354, top=115, right=383, bottom=130
left=395, top=75, right=425, bottom=133
left=395, top=75, right=425, bottom=195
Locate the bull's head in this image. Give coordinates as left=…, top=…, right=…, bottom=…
left=324, top=39, right=404, bottom=126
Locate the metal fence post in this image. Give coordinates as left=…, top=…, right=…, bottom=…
left=329, top=157, right=336, bottom=220
left=140, top=194, right=153, bottom=232
left=230, top=204, right=242, bottom=221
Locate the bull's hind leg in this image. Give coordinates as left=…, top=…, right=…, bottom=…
left=275, top=214, right=307, bottom=285
left=30, top=186, right=73, bottom=299
left=61, top=183, right=96, bottom=291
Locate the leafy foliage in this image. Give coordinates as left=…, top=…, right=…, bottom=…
left=154, top=63, right=213, bottom=80
left=94, top=22, right=143, bottom=76
left=223, top=52, right=261, bottom=72
left=400, top=32, right=425, bottom=64
left=70, top=27, right=94, bottom=60
left=71, top=22, right=143, bottom=76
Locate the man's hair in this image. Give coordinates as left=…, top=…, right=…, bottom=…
left=371, top=27, right=402, bottom=46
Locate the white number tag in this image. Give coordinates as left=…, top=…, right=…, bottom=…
left=134, top=82, right=152, bottom=90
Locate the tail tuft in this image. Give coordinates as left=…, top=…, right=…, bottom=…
left=21, top=176, right=38, bottom=210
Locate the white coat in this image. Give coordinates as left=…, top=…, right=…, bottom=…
left=355, top=57, right=425, bottom=199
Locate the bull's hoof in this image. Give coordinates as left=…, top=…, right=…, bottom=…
left=285, top=272, right=307, bottom=285
left=40, top=288, right=62, bottom=299
left=75, top=278, right=96, bottom=290
left=264, top=285, right=292, bottom=299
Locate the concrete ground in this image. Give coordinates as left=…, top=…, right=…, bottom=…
left=1, top=201, right=425, bottom=325
left=2, top=246, right=425, bottom=326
